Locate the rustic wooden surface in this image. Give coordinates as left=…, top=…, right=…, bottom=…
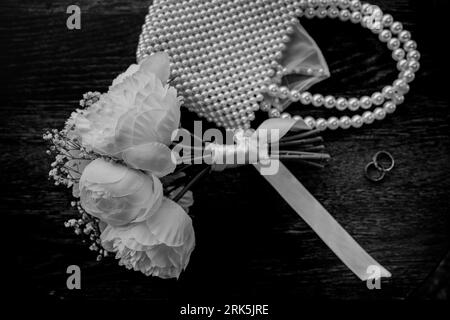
left=1, top=0, right=449, bottom=301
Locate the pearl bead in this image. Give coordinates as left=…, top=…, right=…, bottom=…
left=397, top=59, right=409, bottom=71
left=269, top=108, right=281, bottom=118
left=381, top=14, right=394, bottom=27
left=370, top=21, right=383, bottom=34
left=328, top=7, right=340, bottom=19
left=390, top=22, right=403, bottom=34
left=378, top=30, right=392, bottom=42
left=387, top=38, right=401, bottom=50
left=404, top=40, right=417, bottom=52
left=398, top=30, right=411, bottom=42
left=268, top=84, right=279, bottom=96
left=255, top=93, right=264, bottom=102
left=407, top=50, right=421, bottom=61
left=351, top=115, right=363, bottom=128
left=330, top=0, right=340, bottom=6
left=362, top=111, right=375, bottom=124
left=327, top=117, right=340, bottom=130
left=305, top=8, right=315, bottom=19
left=278, top=86, right=289, bottom=99
left=290, top=90, right=301, bottom=102
left=314, top=7, right=327, bottom=19
left=339, top=116, right=352, bottom=129
left=383, top=101, right=396, bottom=114
left=312, top=94, right=324, bottom=107
left=281, top=112, right=291, bottom=119
left=350, top=11, right=362, bottom=23
left=400, top=69, right=415, bottom=83
left=316, top=118, right=328, bottom=131
left=408, top=60, right=420, bottom=72
left=373, top=107, right=386, bottom=120
left=294, top=8, right=304, bottom=17
left=348, top=97, right=360, bottom=111
left=392, top=48, right=405, bottom=61
left=360, top=96, right=372, bottom=109
left=293, top=115, right=302, bottom=121
left=393, top=94, right=405, bottom=105
left=393, top=79, right=410, bottom=94
left=304, top=116, right=316, bottom=129
left=339, top=9, right=351, bottom=21
left=336, top=97, right=348, bottom=111
left=324, top=95, right=336, bottom=109
left=260, top=101, right=271, bottom=112
left=361, top=3, right=373, bottom=15
left=382, top=86, right=395, bottom=99
left=300, top=92, right=312, bottom=104
left=338, top=0, right=351, bottom=9
left=350, top=0, right=362, bottom=11
left=371, top=92, right=384, bottom=106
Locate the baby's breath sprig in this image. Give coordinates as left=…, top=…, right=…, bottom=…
left=44, top=126, right=108, bottom=261
left=64, top=201, right=106, bottom=261
left=79, top=91, right=101, bottom=109
left=44, top=117, right=106, bottom=261
left=43, top=127, right=97, bottom=187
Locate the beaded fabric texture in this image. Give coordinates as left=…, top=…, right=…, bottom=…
left=137, top=0, right=329, bottom=130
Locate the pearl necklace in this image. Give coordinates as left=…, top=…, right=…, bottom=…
left=262, top=1, right=420, bottom=130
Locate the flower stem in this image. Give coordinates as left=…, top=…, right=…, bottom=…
left=172, top=166, right=211, bottom=202
left=280, top=129, right=322, bottom=142
left=276, top=136, right=324, bottom=148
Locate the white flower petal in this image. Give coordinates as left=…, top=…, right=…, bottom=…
left=146, top=197, right=194, bottom=247
left=80, top=158, right=127, bottom=185
left=139, top=51, right=170, bottom=83
left=110, top=63, right=140, bottom=88
left=101, top=223, right=159, bottom=252
left=100, top=196, right=195, bottom=279
left=122, top=142, right=176, bottom=177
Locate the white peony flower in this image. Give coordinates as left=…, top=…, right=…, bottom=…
left=70, top=52, right=181, bottom=177
left=79, top=158, right=163, bottom=227
left=101, top=197, right=195, bottom=279
left=79, top=158, right=195, bottom=278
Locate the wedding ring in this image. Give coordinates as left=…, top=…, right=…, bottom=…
left=365, top=161, right=386, bottom=182
left=373, top=151, right=395, bottom=172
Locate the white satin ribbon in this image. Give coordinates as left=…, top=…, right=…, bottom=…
left=205, top=130, right=269, bottom=171
left=254, top=162, right=391, bottom=281
left=208, top=118, right=391, bottom=281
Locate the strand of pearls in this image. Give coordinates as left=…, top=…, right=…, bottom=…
left=262, top=0, right=420, bottom=130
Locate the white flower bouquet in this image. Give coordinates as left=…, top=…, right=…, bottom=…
left=45, top=53, right=195, bottom=279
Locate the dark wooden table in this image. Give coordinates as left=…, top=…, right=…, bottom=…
left=2, top=0, right=449, bottom=301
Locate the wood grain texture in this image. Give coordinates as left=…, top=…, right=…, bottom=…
left=1, top=0, right=448, bottom=301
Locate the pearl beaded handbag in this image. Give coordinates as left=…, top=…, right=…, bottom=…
left=137, top=0, right=419, bottom=132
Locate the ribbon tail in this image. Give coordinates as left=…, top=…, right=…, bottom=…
left=254, top=162, right=391, bottom=281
